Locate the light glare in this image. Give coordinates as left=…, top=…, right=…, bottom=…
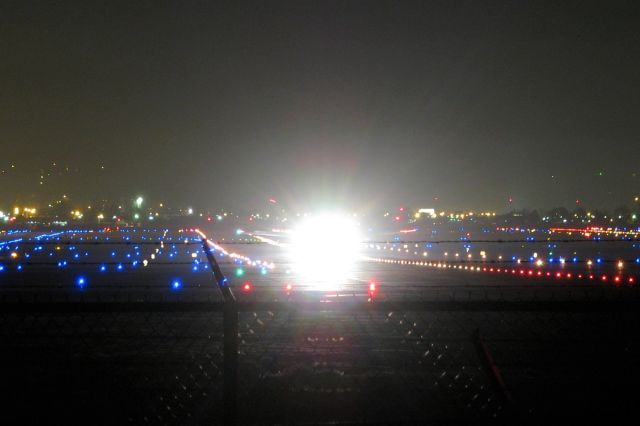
left=288, top=212, right=361, bottom=291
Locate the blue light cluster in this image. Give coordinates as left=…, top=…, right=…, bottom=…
left=0, top=228, right=267, bottom=296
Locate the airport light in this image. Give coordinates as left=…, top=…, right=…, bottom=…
left=76, top=276, right=87, bottom=289
left=288, top=212, right=362, bottom=291
left=368, top=281, right=378, bottom=298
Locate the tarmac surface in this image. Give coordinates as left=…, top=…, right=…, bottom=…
left=1, top=228, right=639, bottom=424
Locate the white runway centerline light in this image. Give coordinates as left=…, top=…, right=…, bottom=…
left=288, top=212, right=362, bottom=291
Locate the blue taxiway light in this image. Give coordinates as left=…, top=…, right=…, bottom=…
left=76, top=276, right=87, bottom=289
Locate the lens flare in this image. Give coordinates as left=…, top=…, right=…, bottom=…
left=288, top=212, right=362, bottom=291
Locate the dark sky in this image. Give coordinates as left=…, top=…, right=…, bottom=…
left=1, top=0, right=639, bottom=212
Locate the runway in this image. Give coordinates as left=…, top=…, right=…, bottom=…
left=1, top=227, right=639, bottom=424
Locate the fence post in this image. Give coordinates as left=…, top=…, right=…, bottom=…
left=201, top=237, right=237, bottom=425
left=223, top=300, right=238, bottom=425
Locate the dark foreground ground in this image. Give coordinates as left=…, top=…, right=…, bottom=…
left=1, top=229, right=639, bottom=424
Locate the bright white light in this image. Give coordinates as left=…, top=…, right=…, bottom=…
left=288, top=212, right=361, bottom=291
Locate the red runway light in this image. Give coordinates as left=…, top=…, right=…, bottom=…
left=285, top=283, right=293, bottom=292
left=368, top=281, right=379, bottom=300
left=601, top=275, right=607, bottom=282
left=242, top=282, right=253, bottom=293
left=614, top=276, right=621, bottom=283
left=629, top=277, right=635, bottom=284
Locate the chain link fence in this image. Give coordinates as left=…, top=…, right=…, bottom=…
left=0, top=303, right=224, bottom=424
left=1, top=299, right=639, bottom=424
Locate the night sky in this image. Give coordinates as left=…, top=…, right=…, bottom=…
left=2, top=1, right=638, bottom=211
